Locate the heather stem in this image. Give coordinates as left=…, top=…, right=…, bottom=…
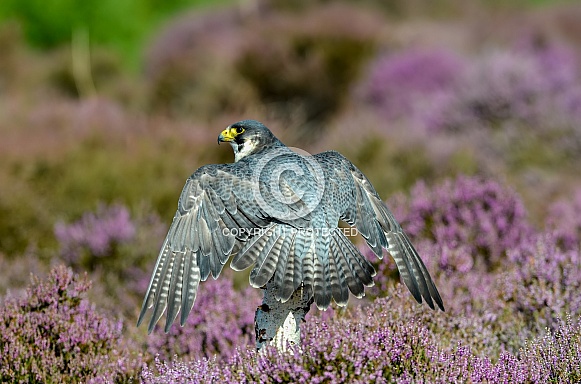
left=255, top=280, right=312, bottom=352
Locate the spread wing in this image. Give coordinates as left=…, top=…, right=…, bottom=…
left=316, top=151, right=444, bottom=311
left=137, top=164, right=270, bottom=333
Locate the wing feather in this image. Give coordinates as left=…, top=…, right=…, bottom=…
left=331, top=232, right=365, bottom=298
left=138, top=164, right=270, bottom=332
left=141, top=144, right=445, bottom=334
left=165, top=252, right=184, bottom=332
left=329, top=235, right=349, bottom=306
left=147, top=248, right=175, bottom=333
left=137, top=237, right=170, bottom=327
left=301, top=237, right=315, bottom=301
left=316, top=151, right=444, bottom=311
left=249, top=227, right=282, bottom=287
left=273, top=233, right=294, bottom=302
left=279, top=232, right=298, bottom=302
left=313, top=232, right=332, bottom=309
left=180, top=250, right=200, bottom=326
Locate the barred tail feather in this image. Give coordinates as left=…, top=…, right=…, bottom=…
left=230, top=223, right=276, bottom=271
left=328, top=236, right=349, bottom=306
left=228, top=224, right=383, bottom=309
left=301, top=241, right=315, bottom=302
left=313, top=232, right=332, bottom=310
left=331, top=232, right=365, bottom=298
left=279, top=233, right=298, bottom=302
left=273, top=234, right=293, bottom=302
left=250, top=228, right=284, bottom=288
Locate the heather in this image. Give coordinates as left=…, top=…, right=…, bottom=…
left=361, top=41, right=581, bottom=133
left=0, top=266, right=142, bottom=383
left=1, top=0, right=581, bottom=382
left=145, top=273, right=260, bottom=362
left=55, top=204, right=136, bottom=265
left=547, top=187, right=581, bottom=250
left=142, top=294, right=581, bottom=383
left=360, top=48, right=465, bottom=126
left=387, top=176, right=532, bottom=269
left=142, top=229, right=581, bottom=382
left=358, top=39, right=581, bottom=170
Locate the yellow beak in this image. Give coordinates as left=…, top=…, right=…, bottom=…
left=218, top=127, right=238, bottom=144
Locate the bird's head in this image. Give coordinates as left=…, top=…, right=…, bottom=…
left=218, top=120, right=282, bottom=162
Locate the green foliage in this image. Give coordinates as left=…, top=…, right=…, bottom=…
left=0, top=0, right=233, bottom=69
left=0, top=174, right=60, bottom=257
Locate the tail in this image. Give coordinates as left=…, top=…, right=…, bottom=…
left=230, top=224, right=375, bottom=309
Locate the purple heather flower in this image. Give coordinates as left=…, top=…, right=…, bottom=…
left=502, top=233, right=581, bottom=333
left=146, top=272, right=260, bottom=362
left=360, top=47, right=465, bottom=125
left=546, top=187, right=581, bottom=250
left=431, top=43, right=581, bottom=135
left=360, top=43, right=581, bottom=157
left=0, top=266, right=142, bottom=382
left=387, top=175, right=532, bottom=269
left=55, top=203, right=136, bottom=264
left=141, top=292, right=581, bottom=383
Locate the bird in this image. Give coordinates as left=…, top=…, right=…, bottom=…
left=138, top=119, right=444, bottom=334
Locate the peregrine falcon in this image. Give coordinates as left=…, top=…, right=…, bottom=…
left=138, top=120, right=444, bottom=333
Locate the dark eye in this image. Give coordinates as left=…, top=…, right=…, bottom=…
left=236, top=127, right=244, bottom=134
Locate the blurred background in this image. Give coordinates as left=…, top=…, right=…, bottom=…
left=1, top=0, right=581, bottom=380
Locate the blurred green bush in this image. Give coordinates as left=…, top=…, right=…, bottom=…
left=0, top=0, right=233, bottom=69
